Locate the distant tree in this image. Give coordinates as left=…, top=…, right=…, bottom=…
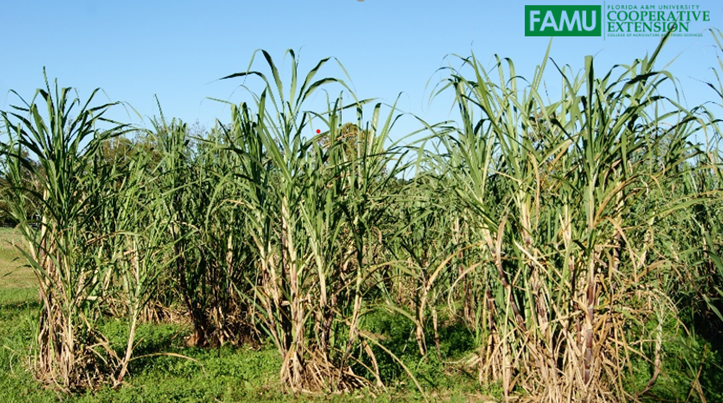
left=0, top=144, right=38, bottom=226
left=100, top=135, right=134, bottom=163
left=319, top=122, right=369, bottom=162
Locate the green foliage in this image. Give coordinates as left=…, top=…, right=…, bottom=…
left=1, top=33, right=723, bottom=402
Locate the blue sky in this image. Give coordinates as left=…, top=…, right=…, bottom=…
left=2, top=1, right=722, bottom=143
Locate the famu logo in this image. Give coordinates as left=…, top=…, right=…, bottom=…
left=525, top=5, right=602, bottom=36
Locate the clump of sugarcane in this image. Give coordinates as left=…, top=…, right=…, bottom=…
left=219, top=50, right=415, bottom=392
left=434, top=32, right=705, bottom=401
left=0, top=74, right=143, bottom=391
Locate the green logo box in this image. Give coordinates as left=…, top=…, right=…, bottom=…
left=525, top=5, right=602, bottom=36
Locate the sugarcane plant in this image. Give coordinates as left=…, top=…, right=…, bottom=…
left=434, top=33, right=705, bottom=401
left=0, top=74, right=132, bottom=391
left=219, top=49, right=415, bottom=392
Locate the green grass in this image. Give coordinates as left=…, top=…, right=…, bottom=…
left=0, top=263, right=496, bottom=403
left=0, top=289, right=281, bottom=403
left=0, top=227, right=33, bottom=291
left=0, top=222, right=717, bottom=402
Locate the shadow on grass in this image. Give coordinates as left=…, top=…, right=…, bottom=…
left=0, top=288, right=39, bottom=320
